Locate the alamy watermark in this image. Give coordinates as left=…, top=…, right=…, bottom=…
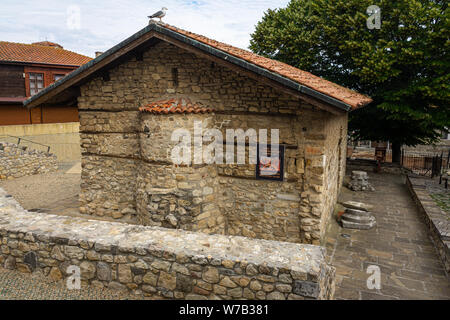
left=66, top=265, right=81, bottom=290
left=170, top=121, right=280, bottom=172
left=303, top=1, right=381, bottom=30
left=67, top=5, right=81, bottom=30
left=366, top=5, right=381, bottom=30
left=366, top=265, right=381, bottom=290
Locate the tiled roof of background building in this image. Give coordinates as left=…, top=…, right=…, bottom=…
left=0, top=41, right=92, bottom=66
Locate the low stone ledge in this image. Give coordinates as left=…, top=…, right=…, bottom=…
left=407, top=176, right=450, bottom=275
left=0, top=188, right=335, bottom=300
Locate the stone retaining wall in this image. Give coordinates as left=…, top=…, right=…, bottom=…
left=0, top=122, right=80, bottom=162
left=406, top=176, right=450, bottom=275
left=0, top=188, right=335, bottom=300
left=0, top=142, right=57, bottom=180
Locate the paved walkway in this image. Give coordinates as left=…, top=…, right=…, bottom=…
left=325, top=172, right=450, bottom=300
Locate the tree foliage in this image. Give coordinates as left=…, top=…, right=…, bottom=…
left=250, top=0, right=449, bottom=147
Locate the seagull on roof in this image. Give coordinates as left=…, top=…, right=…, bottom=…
left=148, top=7, right=168, bottom=22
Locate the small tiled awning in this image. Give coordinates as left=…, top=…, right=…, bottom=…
left=139, top=97, right=214, bottom=114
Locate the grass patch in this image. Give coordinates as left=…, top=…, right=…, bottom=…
left=430, top=193, right=450, bottom=215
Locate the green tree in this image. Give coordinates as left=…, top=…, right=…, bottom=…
left=250, top=0, right=449, bottom=162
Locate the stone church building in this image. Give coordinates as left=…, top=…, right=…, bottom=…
left=25, top=22, right=372, bottom=245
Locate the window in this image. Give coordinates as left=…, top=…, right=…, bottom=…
left=54, top=74, right=65, bottom=82
left=29, top=73, right=44, bottom=95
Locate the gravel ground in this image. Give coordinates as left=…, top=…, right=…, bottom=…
left=0, top=266, right=144, bottom=300
left=0, top=162, right=136, bottom=224
left=0, top=162, right=80, bottom=214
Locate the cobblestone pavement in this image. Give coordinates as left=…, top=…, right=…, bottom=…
left=0, top=266, right=145, bottom=300
left=325, top=172, right=450, bottom=300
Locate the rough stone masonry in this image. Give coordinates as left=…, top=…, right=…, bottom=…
left=0, top=188, right=335, bottom=300
left=0, top=142, right=57, bottom=180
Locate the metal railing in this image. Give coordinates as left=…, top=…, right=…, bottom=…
left=0, top=135, right=51, bottom=153
left=401, top=150, right=449, bottom=177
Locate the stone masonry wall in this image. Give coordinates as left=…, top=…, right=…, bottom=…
left=137, top=113, right=223, bottom=235
left=319, top=113, right=348, bottom=240
left=0, top=141, right=57, bottom=180
left=77, top=41, right=347, bottom=244
left=215, top=114, right=302, bottom=243
left=0, top=188, right=336, bottom=300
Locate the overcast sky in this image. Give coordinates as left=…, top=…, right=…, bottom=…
left=0, top=0, right=289, bottom=57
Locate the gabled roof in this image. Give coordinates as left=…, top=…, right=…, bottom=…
left=24, top=22, right=372, bottom=112
left=0, top=41, right=92, bottom=66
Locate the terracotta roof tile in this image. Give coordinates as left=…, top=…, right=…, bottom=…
left=0, top=41, right=92, bottom=66
left=139, top=98, right=214, bottom=114
left=161, top=24, right=372, bottom=110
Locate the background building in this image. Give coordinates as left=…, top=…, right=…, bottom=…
left=0, top=41, right=92, bottom=160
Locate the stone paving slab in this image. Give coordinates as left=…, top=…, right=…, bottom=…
left=325, top=172, right=450, bottom=300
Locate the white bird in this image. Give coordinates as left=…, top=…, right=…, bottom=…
left=148, top=7, right=168, bottom=22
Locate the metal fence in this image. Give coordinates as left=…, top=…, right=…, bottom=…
left=401, top=150, right=449, bottom=177
left=348, top=143, right=449, bottom=178
left=0, top=135, right=51, bottom=153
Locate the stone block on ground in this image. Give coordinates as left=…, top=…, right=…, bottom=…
left=347, top=171, right=375, bottom=192
left=341, top=201, right=374, bottom=212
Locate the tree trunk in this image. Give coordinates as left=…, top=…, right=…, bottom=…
left=392, top=142, right=402, bottom=164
